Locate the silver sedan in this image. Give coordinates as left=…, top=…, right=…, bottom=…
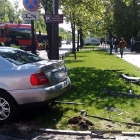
left=0, top=47, right=71, bottom=124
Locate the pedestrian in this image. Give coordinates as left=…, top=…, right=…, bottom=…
left=0, top=42, right=3, bottom=46
left=130, top=36, right=135, bottom=52
left=109, top=38, right=114, bottom=54
left=114, top=38, right=119, bottom=53
left=118, top=37, right=127, bottom=58
left=100, top=38, right=103, bottom=46
left=9, top=34, right=20, bottom=48
left=4, top=34, right=10, bottom=46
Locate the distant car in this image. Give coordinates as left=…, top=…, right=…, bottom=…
left=66, top=41, right=71, bottom=45
left=84, top=37, right=100, bottom=46
left=62, top=40, right=67, bottom=44
left=0, top=47, right=71, bottom=124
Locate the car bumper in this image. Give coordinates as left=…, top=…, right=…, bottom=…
left=9, top=77, right=71, bottom=106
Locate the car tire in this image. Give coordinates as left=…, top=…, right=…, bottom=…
left=0, top=91, right=20, bottom=124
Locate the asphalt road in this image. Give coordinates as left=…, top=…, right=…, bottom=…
left=38, top=44, right=73, bottom=59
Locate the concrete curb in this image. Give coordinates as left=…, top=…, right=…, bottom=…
left=122, top=132, right=140, bottom=136
left=36, top=128, right=91, bottom=136
left=36, top=128, right=140, bottom=137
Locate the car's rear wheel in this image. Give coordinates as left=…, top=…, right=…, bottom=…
left=0, top=91, right=20, bottom=124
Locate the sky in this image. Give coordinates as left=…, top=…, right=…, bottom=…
left=9, top=0, right=71, bottom=31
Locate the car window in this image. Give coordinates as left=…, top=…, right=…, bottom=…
left=0, top=50, right=44, bottom=65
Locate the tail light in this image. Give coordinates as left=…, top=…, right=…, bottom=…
left=30, top=72, right=49, bottom=86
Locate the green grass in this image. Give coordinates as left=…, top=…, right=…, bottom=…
left=34, top=47, right=140, bottom=132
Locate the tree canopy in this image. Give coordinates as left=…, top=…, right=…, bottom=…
left=1, top=0, right=140, bottom=41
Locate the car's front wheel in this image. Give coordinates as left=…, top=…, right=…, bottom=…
left=0, top=91, right=19, bottom=124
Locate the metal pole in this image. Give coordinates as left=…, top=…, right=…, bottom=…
left=52, top=23, right=55, bottom=59
left=31, top=20, right=36, bottom=55
left=52, top=0, right=55, bottom=60
left=54, top=0, right=59, bottom=60
left=53, top=0, right=55, bottom=14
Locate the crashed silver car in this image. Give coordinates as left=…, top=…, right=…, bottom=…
left=0, top=47, right=71, bottom=124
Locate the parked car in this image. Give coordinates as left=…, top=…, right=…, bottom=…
left=66, top=41, right=71, bottom=45
left=84, top=37, right=100, bottom=46
left=0, top=47, right=71, bottom=124
left=62, top=40, right=67, bottom=44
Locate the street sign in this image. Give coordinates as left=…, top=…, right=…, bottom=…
left=45, top=14, right=63, bottom=23
left=22, top=11, right=40, bottom=20
left=23, top=0, right=40, bottom=11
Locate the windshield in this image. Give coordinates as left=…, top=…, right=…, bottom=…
left=8, top=27, right=32, bottom=39
left=0, top=49, right=44, bottom=65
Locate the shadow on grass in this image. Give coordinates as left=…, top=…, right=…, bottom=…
left=60, top=66, right=139, bottom=110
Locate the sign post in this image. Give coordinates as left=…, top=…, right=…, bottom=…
left=23, top=0, right=40, bottom=55
left=45, top=13, right=63, bottom=59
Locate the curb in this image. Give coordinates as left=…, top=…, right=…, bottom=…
left=36, top=128, right=140, bottom=137
left=122, top=132, right=140, bottom=136
left=36, top=128, right=91, bottom=136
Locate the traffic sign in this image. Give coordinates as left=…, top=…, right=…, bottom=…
left=45, top=14, right=63, bottom=23
left=22, top=11, right=40, bottom=20
left=23, top=0, right=40, bottom=11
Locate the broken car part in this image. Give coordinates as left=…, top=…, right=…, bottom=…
left=101, top=88, right=140, bottom=98
left=120, top=74, right=140, bottom=83
left=52, top=101, right=85, bottom=105
left=80, top=110, right=140, bottom=126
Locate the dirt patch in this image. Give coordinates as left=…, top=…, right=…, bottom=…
left=68, top=116, right=94, bottom=130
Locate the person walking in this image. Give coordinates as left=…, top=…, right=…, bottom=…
left=9, top=34, right=20, bottom=48
left=4, top=34, right=10, bottom=46
left=109, top=38, right=114, bottom=54
left=130, top=36, right=135, bottom=52
left=118, top=37, right=127, bottom=58
left=114, top=38, right=119, bottom=53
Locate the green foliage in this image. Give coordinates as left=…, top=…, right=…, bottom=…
left=0, top=0, right=15, bottom=22
left=4, top=0, right=140, bottom=46
left=60, top=0, right=104, bottom=38
left=59, top=27, right=72, bottom=40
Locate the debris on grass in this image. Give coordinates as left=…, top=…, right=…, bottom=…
left=68, top=116, right=94, bottom=130
left=101, top=88, right=140, bottom=98
left=105, top=107, right=121, bottom=113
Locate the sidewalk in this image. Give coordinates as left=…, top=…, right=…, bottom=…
left=101, top=45, right=140, bottom=68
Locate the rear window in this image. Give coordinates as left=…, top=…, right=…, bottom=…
left=0, top=49, right=44, bottom=65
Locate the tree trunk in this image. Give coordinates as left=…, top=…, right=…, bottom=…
left=79, top=28, right=83, bottom=48
left=77, top=29, right=80, bottom=51
left=71, top=22, right=76, bottom=59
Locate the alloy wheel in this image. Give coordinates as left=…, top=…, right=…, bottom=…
left=0, top=98, right=10, bottom=120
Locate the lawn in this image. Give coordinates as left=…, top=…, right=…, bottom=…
left=34, top=46, right=140, bottom=132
